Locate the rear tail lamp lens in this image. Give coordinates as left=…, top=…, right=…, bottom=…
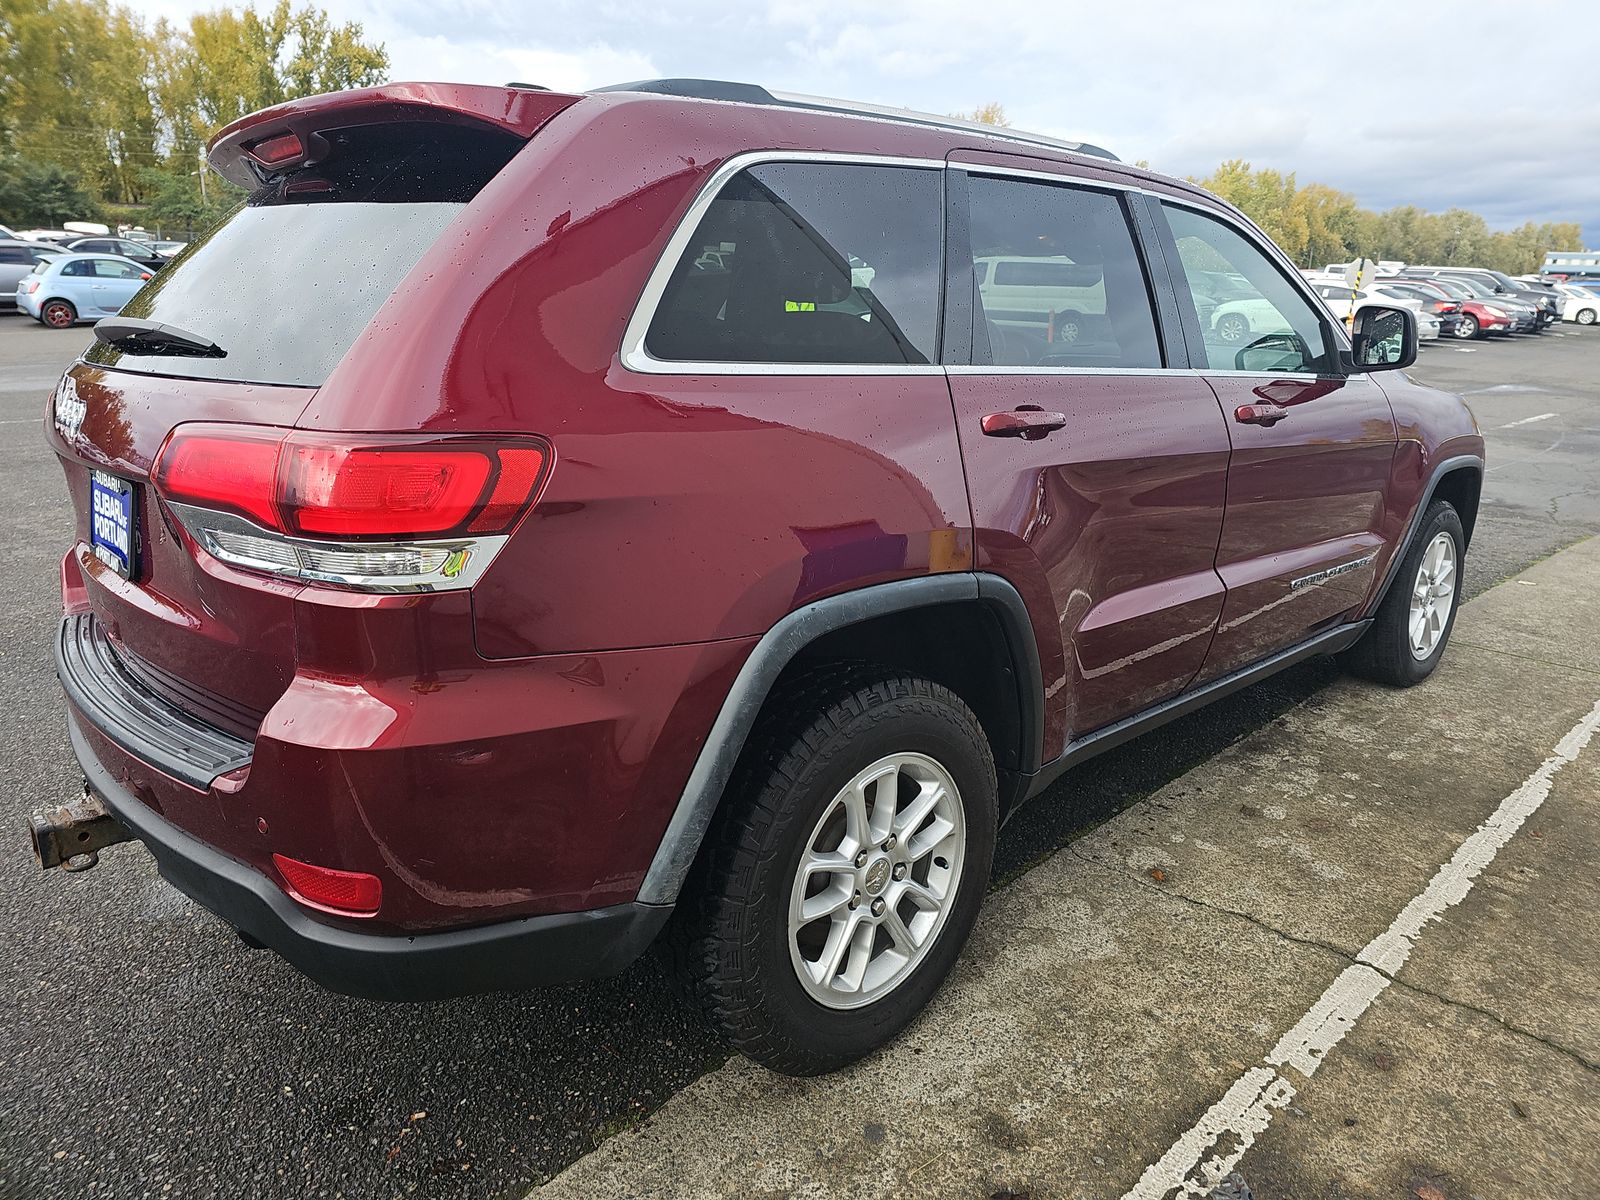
left=153, top=426, right=283, bottom=528
left=151, top=424, right=552, bottom=591
left=153, top=425, right=552, bottom=540
left=272, top=853, right=381, bottom=917
left=281, top=441, right=495, bottom=538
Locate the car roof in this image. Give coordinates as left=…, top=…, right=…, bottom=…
left=43, top=251, right=145, bottom=266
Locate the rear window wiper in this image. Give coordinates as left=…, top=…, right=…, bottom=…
left=93, top=317, right=226, bottom=359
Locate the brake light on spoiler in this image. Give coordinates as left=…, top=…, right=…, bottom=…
left=152, top=424, right=552, bottom=592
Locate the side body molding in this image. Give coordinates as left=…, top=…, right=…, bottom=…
left=636, top=572, right=1044, bottom=906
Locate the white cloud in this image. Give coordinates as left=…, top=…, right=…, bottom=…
left=138, top=0, right=1600, bottom=239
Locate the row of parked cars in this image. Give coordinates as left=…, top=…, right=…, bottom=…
left=0, top=221, right=188, bottom=327
left=0, top=222, right=189, bottom=327
left=1300, top=263, right=1596, bottom=341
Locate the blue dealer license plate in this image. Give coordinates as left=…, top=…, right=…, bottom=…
left=89, top=470, right=136, bottom=578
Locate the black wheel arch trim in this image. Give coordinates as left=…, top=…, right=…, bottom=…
left=1363, top=452, right=1484, bottom=620
left=636, top=572, right=1044, bottom=905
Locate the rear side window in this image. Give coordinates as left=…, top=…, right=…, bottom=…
left=61, top=260, right=92, bottom=277
left=644, top=162, right=942, bottom=365
left=966, top=175, right=1161, bottom=369
left=93, top=259, right=146, bottom=279
left=84, top=124, right=522, bottom=387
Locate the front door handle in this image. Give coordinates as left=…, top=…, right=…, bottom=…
left=1234, top=403, right=1289, bottom=426
left=981, top=409, right=1068, bottom=439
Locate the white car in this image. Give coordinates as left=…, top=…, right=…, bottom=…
left=1311, top=283, right=1439, bottom=340
left=973, top=254, right=1106, bottom=342
left=1552, top=284, right=1599, bottom=325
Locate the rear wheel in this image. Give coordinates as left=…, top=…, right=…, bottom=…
left=1454, top=313, right=1479, bottom=339
left=1577, top=308, right=1598, bottom=326
left=1052, top=311, right=1083, bottom=345
left=1343, top=500, right=1464, bottom=687
left=668, top=669, right=997, bottom=1075
left=40, top=299, right=76, bottom=328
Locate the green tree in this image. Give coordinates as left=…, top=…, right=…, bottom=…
left=949, top=102, right=1009, bottom=127
left=0, top=1, right=386, bottom=222
left=0, top=155, right=98, bottom=225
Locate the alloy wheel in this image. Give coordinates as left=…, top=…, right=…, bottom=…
left=788, top=752, right=966, bottom=1010
left=1409, top=531, right=1457, bottom=660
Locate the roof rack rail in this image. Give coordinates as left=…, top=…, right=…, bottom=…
left=591, top=78, right=1119, bottom=163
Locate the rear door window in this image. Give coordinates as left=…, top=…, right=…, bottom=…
left=966, top=173, right=1162, bottom=368
left=643, top=162, right=942, bottom=366
left=83, top=124, right=523, bottom=387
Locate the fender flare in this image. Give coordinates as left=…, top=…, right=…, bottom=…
left=1363, top=452, right=1484, bottom=618
left=636, top=572, right=1044, bottom=906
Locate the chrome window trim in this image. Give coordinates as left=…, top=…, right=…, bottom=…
left=618, top=150, right=1349, bottom=380
left=619, top=150, right=949, bottom=377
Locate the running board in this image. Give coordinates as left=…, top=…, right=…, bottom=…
left=1020, top=620, right=1371, bottom=802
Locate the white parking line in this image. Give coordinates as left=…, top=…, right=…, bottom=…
left=1499, top=412, right=1558, bottom=428
left=1122, top=695, right=1600, bottom=1200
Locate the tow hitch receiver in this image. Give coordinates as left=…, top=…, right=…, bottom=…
left=29, top=788, right=133, bottom=872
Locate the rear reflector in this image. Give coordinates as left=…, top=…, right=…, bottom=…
left=272, top=853, right=381, bottom=916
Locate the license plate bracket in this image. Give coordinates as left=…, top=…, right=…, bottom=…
left=89, top=470, right=137, bottom=579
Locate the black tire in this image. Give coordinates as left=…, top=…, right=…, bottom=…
left=1455, top=313, right=1478, bottom=339
left=40, top=298, right=77, bottom=328
left=665, top=667, right=997, bottom=1075
left=1577, top=308, right=1597, bottom=326
left=1342, top=500, right=1464, bottom=687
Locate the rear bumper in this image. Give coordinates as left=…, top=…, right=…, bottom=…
left=67, top=713, right=672, bottom=1000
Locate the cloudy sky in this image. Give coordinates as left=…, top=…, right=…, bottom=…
left=144, top=0, right=1600, bottom=241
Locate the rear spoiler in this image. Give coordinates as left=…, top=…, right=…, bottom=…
left=207, top=83, right=581, bottom=191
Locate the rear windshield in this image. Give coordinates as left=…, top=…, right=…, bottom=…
left=84, top=124, right=522, bottom=387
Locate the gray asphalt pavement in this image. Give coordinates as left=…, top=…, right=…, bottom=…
left=0, top=315, right=1596, bottom=1199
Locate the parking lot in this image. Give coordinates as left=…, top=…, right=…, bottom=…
left=2, top=317, right=1597, bottom=1199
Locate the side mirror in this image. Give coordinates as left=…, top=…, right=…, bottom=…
left=1348, top=305, right=1416, bottom=372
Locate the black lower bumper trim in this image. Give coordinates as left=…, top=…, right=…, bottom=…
left=67, top=715, right=671, bottom=1001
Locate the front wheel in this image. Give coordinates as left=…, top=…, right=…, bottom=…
left=1454, top=313, right=1479, bottom=339
left=1343, top=500, right=1464, bottom=687
left=1577, top=308, right=1598, bottom=326
left=669, top=669, right=997, bottom=1075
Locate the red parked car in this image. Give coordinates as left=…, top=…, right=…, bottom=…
left=33, top=80, right=1484, bottom=1074
left=1392, top=276, right=1513, bottom=339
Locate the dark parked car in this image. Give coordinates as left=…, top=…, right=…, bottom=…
left=33, top=80, right=1485, bottom=1075
left=1408, top=266, right=1559, bottom=329
left=1375, top=279, right=1465, bottom=338
left=0, top=238, right=67, bottom=308
left=1401, top=274, right=1533, bottom=334
left=64, top=236, right=167, bottom=271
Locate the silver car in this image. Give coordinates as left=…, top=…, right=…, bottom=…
left=0, top=240, right=67, bottom=309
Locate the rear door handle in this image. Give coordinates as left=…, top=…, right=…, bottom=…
left=1234, top=403, right=1289, bottom=426
left=981, top=409, right=1068, bottom=438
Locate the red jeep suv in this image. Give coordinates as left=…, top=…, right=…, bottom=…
left=34, top=79, right=1483, bottom=1075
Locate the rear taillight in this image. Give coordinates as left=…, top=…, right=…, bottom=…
left=272, top=853, right=381, bottom=917
left=22, top=281, right=38, bottom=294
left=152, top=423, right=552, bottom=591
